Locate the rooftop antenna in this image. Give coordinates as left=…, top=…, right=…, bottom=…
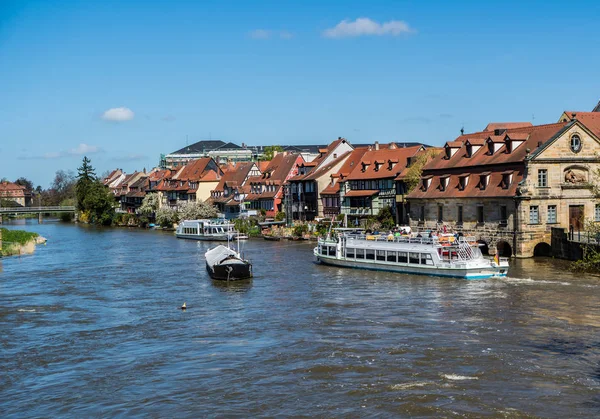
left=460, top=126, right=465, bottom=135
left=532, top=114, right=535, bottom=123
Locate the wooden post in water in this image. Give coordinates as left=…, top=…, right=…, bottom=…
left=38, top=212, right=43, bottom=224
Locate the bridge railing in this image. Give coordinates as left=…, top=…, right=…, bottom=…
left=0, top=206, right=76, bottom=213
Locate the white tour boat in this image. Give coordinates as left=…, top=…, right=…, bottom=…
left=314, top=230, right=509, bottom=280
left=176, top=219, right=238, bottom=241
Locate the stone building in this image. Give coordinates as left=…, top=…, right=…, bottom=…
left=407, top=114, right=600, bottom=258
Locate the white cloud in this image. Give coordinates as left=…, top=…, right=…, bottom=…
left=69, top=143, right=101, bottom=156
left=249, top=29, right=293, bottom=40
left=102, top=107, right=135, bottom=122
left=250, top=29, right=271, bottom=39
left=323, top=17, right=413, bottom=38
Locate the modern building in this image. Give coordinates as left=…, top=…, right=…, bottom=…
left=161, top=140, right=254, bottom=169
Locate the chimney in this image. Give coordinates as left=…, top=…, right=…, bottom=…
left=273, top=150, right=278, bottom=157
left=374, top=141, right=379, bottom=150
left=572, top=113, right=577, bottom=120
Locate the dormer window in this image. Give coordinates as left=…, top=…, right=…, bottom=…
left=421, top=176, right=432, bottom=191
left=439, top=175, right=450, bottom=191
left=487, top=140, right=494, bottom=155
left=501, top=171, right=513, bottom=189
left=478, top=172, right=490, bottom=190
left=466, top=143, right=473, bottom=157
left=458, top=174, right=469, bottom=191
left=361, top=161, right=371, bottom=172
left=445, top=145, right=451, bottom=159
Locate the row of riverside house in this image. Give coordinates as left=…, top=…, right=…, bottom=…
left=407, top=103, right=600, bottom=258
left=101, top=138, right=435, bottom=224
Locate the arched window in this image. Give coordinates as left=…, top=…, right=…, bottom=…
left=570, top=134, right=582, bottom=153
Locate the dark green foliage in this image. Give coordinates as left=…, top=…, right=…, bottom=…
left=275, top=211, right=286, bottom=221
left=261, top=145, right=284, bottom=161
left=14, top=177, right=34, bottom=191
left=377, top=206, right=396, bottom=230
left=76, top=156, right=96, bottom=210
left=571, top=245, right=600, bottom=272
left=293, top=224, right=308, bottom=237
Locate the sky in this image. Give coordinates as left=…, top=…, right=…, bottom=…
left=1, top=0, right=600, bottom=187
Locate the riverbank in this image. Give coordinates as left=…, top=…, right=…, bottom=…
left=0, top=227, right=46, bottom=257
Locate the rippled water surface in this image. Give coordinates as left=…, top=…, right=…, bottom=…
left=1, top=220, right=599, bottom=418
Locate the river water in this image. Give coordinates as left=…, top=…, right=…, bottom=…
left=1, top=220, right=599, bottom=418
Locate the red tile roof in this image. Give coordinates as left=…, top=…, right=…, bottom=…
left=321, top=148, right=368, bottom=195
left=484, top=122, right=533, bottom=131
left=174, top=157, right=223, bottom=181
left=564, top=111, right=600, bottom=137
left=408, top=122, right=570, bottom=200
left=344, top=189, right=379, bottom=197
left=345, top=145, right=424, bottom=181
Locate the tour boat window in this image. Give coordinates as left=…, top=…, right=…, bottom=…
left=356, top=249, right=365, bottom=259
left=409, top=252, right=420, bottom=264
left=386, top=251, right=397, bottom=262
left=320, top=245, right=327, bottom=255
left=328, top=246, right=336, bottom=256
left=366, top=249, right=375, bottom=260
left=421, top=254, right=434, bottom=265
left=376, top=250, right=386, bottom=261
left=346, top=248, right=355, bottom=258
left=398, top=252, right=408, bottom=263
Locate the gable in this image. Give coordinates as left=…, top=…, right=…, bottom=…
left=532, top=122, right=600, bottom=161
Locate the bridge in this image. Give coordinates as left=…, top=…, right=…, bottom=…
left=0, top=206, right=76, bottom=223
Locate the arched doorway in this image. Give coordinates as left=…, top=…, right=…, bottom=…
left=533, top=242, right=552, bottom=257
left=477, top=240, right=489, bottom=255
left=496, top=240, right=512, bottom=257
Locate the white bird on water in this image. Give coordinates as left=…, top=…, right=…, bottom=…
left=180, top=302, right=187, bottom=310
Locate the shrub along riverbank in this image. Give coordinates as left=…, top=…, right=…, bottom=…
left=0, top=228, right=40, bottom=257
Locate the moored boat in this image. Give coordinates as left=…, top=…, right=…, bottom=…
left=205, top=244, right=252, bottom=280
left=176, top=219, right=237, bottom=241
left=314, top=230, right=508, bottom=280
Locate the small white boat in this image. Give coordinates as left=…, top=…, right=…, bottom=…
left=176, top=219, right=237, bottom=241
left=314, top=230, right=508, bottom=280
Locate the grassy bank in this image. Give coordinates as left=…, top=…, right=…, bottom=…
left=1, top=228, right=39, bottom=257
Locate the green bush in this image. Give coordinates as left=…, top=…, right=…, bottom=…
left=293, top=224, right=308, bottom=237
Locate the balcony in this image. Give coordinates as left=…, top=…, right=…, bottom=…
left=341, top=207, right=372, bottom=215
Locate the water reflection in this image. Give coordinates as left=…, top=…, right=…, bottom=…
left=211, top=279, right=253, bottom=293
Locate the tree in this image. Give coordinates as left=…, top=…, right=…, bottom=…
left=404, top=148, right=442, bottom=193
left=139, top=193, right=161, bottom=216
left=156, top=207, right=178, bottom=227
left=76, top=156, right=96, bottom=210
left=81, top=180, right=115, bottom=225
left=177, top=201, right=219, bottom=220
left=14, top=177, right=34, bottom=191
left=262, top=145, right=284, bottom=161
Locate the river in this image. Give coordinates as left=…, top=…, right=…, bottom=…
left=1, top=220, right=599, bottom=418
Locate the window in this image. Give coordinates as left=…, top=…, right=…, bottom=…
left=500, top=205, right=507, bottom=225
left=437, top=205, right=443, bottom=222
left=419, top=206, right=425, bottom=222
left=458, top=176, right=468, bottom=191
left=356, top=249, right=365, bottom=259
left=386, top=251, right=397, bottom=262
left=328, top=246, right=336, bottom=256
left=571, top=134, right=582, bottom=153
left=547, top=205, right=557, bottom=224
left=501, top=173, right=512, bottom=189
left=595, top=204, right=600, bottom=222
left=478, top=174, right=488, bottom=190
left=365, top=249, right=375, bottom=260
left=538, top=169, right=548, bottom=187
left=457, top=206, right=463, bottom=224
left=529, top=206, right=539, bottom=224
left=409, top=252, right=420, bottom=264
left=376, top=250, right=386, bottom=261
left=421, top=254, right=434, bottom=265
left=398, top=252, right=408, bottom=263
left=477, top=205, right=484, bottom=223
left=346, top=248, right=355, bottom=258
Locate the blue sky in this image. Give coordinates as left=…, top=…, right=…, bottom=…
left=1, top=0, right=599, bottom=187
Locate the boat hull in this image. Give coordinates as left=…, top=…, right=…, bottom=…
left=206, top=261, right=253, bottom=281
left=176, top=233, right=232, bottom=241
left=314, top=253, right=506, bottom=280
